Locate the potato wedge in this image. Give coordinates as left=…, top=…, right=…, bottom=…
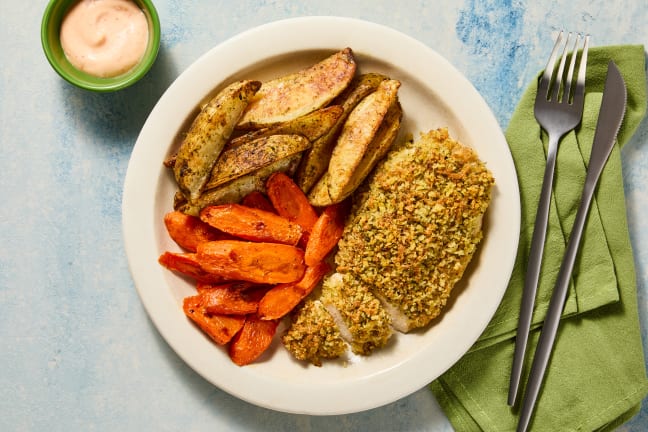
left=178, top=154, right=302, bottom=216
left=331, top=100, right=403, bottom=202
left=326, top=79, right=401, bottom=201
left=228, top=105, right=344, bottom=149
left=295, top=73, right=388, bottom=193
left=176, top=174, right=262, bottom=216
left=236, top=48, right=356, bottom=129
left=300, top=101, right=403, bottom=207
left=174, top=80, right=261, bottom=200
left=205, top=134, right=310, bottom=190
left=162, top=105, right=334, bottom=168
left=307, top=173, right=335, bottom=207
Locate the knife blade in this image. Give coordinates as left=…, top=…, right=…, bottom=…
left=516, top=61, right=627, bottom=432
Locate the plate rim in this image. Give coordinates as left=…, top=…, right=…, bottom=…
left=122, top=16, right=520, bottom=415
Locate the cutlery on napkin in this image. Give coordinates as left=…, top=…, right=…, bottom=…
left=430, top=45, right=648, bottom=431
left=517, top=60, right=628, bottom=432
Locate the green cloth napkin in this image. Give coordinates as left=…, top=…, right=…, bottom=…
left=430, top=45, right=648, bottom=431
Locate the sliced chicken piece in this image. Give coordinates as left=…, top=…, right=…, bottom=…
left=282, top=299, right=347, bottom=367
left=320, top=272, right=392, bottom=355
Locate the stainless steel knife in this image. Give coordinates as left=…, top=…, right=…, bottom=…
left=516, top=61, right=628, bottom=432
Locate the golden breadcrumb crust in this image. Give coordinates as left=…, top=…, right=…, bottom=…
left=320, top=273, right=392, bottom=355
left=281, top=300, right=347, bottom=366
left=335, top=128, right=494, bottom=330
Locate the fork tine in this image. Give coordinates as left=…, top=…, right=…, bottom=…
left=572, top=34, right=590, bottom=105
left=562, top=34, right=580, bottom=102
left=539, top=30, right=564, bottom=99
left=551, top=32, right=572, bottom=102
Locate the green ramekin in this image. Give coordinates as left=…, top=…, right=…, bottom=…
left=41, top=0, right=161, bottom=92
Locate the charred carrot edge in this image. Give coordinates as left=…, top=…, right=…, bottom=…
left=195, top=280, right=253, bottom=293
left=241, top=191, right=276, bottom=213
left=228, top=315, right=279, bottom=366
left=258, top=261, right=330, bottom=320
left=197, top=281, right=261, bottom=315
left=266, top=172, right=319, bottom=233
left=304, top=201, right=350, bottom=266
left=196, top=240, right=306, bottom=284
left=164, top=211, right=231, bottom=252
left=200, top=204, right=303, bottom=246
left=183, top=295, right=246, bottom=345
left=158, top=251, right=226, bottom=284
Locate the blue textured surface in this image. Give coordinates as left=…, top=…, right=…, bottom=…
left=2, top=1, right=647, bottom=430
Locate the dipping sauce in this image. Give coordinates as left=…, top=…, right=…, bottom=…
left=60, top=0, right=149, bottom=78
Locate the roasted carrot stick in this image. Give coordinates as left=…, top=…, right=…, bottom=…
left=241, top=191, right=276, bottom=213
left=183, top=295, right=246, bottom=345
left=266, top=172, right=319, bottom=233
left=164, top=210, right=231, bottom=252
left=196, top=281, right=266, bottom=315
left=158, top=251, right=226, bottom=284
left=228, top=315, right=279, bottom=366
left=195, top=280, right=253, bottom=293
left=200, top=204, right=303, bottom=246
left=196, top=240, right=306, bottom=284
left=304, top=201, right=350, bottom=266
left=258, top=261, right=330, bottom=320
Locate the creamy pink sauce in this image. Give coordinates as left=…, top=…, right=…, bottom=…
left=60, top=0, right=149, bottom=78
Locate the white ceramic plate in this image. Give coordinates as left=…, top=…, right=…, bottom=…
left=123, top=16, right=520, bottom=415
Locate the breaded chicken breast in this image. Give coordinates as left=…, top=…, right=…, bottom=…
left=335, top=128, right=494, bottom=332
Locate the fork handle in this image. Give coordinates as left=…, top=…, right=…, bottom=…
left=508, top=133, right=560, bottom=406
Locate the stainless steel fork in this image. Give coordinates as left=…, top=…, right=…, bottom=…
left=508, top=31, right=590, bottom=406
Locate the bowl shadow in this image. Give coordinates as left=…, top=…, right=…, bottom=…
left=57, top=42, right=178, bottom=148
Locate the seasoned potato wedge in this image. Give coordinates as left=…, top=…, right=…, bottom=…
left=205, top=134, right=310, bottom=190
left=236, top=48, right=356, bottom=129
left=333, top=101, right=403, bottom=202
left=296, top=73, right=388, bottom=193
left=307, top=173, right=335, bottom=207
left=178, top=154, right=302, bottom=216
left=326, top=79, right=401, bottom=201
left=163, top=106, right=340, bottom=167
left=174, top=80, right=261, bottom=200
left=228, top=105, right=343, bottom=149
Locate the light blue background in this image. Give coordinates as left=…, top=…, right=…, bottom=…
left=2, top=1, right=647, bottom=430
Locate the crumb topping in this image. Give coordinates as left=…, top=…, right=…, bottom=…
left=321, top=273, right=392, bottom=355
left=281, top=300, right=347, bottom=366
left=335, top=128, right=494, bottom=329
